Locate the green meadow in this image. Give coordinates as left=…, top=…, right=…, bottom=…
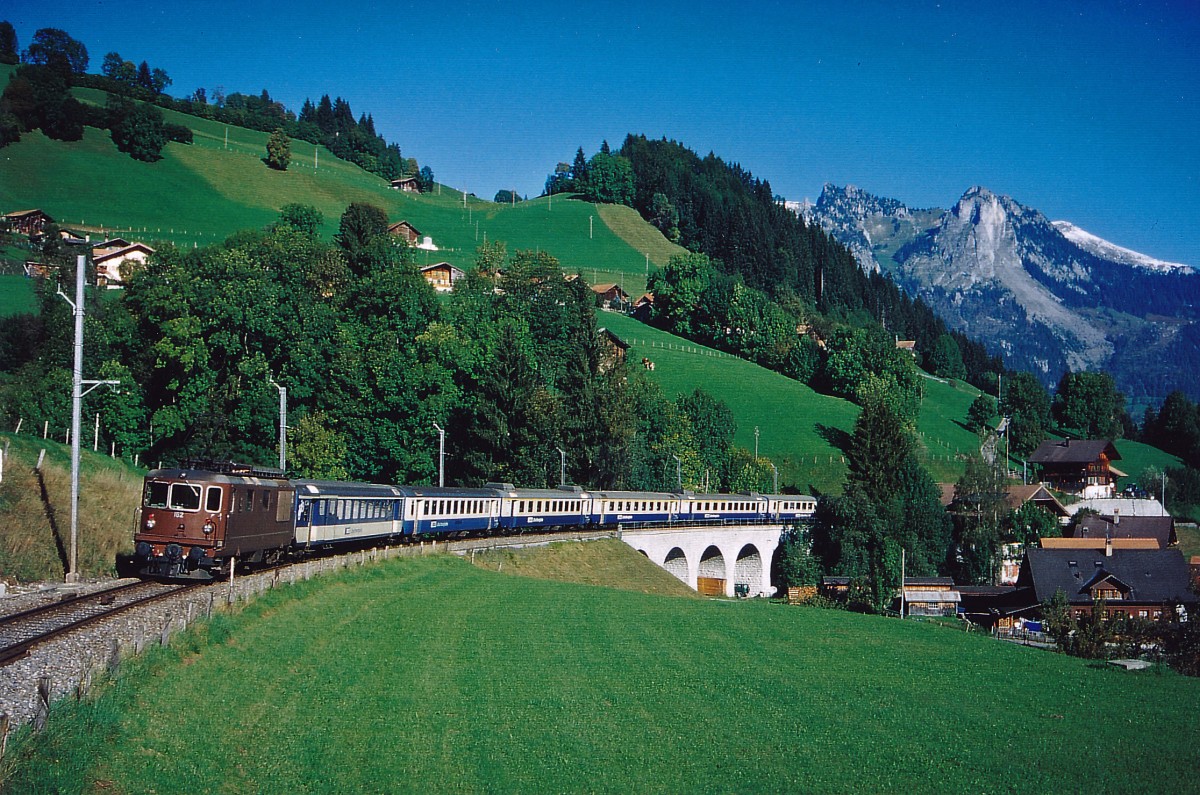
left=5, top=554, right=1198, bottom=793
left=0, top=64, right=679, bottom=298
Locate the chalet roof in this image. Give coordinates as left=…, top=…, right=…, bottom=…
left=92, top=242, right=154, bottom=263
left=94, top=237, right=132, bottom=249
left=1029, top=439, right=1120, bottom=466
left=1073, top=514, right=1175, bottom=546
left=3, top=208, right=51, bottom=220
left=903, top=577, right=955, bottom=588
left=420, top=262, right=462, bottom=274
left=597, top=327, right=629, bottom=351
left=387, top=220, right=419, bottom=234
left=1067, top=498, right=1167, bottom=517
left=1017, top=548, right=1195, bottom=606
left=1005, top=484, right=1069, bottom=516
left=591, top=283, right=629, bottom=298
left=904, top=589, right=960, bottom=602
left=1040, top=537, right=1159, bottom=551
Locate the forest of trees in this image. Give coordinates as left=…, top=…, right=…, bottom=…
left=0, top=204, right=778, bottom=498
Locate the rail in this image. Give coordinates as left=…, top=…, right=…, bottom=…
left=0, top=580, right=204, bottom=666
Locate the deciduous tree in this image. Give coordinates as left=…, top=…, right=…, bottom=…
left=265, top=127, right=291, bottom=170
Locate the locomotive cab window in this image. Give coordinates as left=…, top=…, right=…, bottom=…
left=167, top=484, right=201, bottom=511
left=205, top=487, right=222, bottom=512
left=144, top=482, right=169, bottom=508
left=261, top=490, right=271, bottom=510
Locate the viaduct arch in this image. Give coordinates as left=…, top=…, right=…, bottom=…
left=621, top=524, right=783, bottom=597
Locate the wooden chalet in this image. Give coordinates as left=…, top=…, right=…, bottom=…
left=591, top=283, right=630, bottom=310
left=895, top=338, right=917, bottom=357
left=1029, top=439, right=1124, bottom=498
left=957, top=585, right=1039, bottom=631
left=631, top=292, right=655, bottom=322
left=419, top=262, right=464, bottom=293
left=92, top=240, right=154, bottom=288
left=997, top=485, right=1071, bottom=584
left=597, top=327, right=629, bottom=373
left=901, top=577, right=960, bottom=617
left=819, top=576, right=852, bottom=601
left=387, top=220, right=421, bottom=244
left=3, top=209, right=53, bottom=236
left=1004, top=484, right=1070, bottom=520
left=1016, top=546, right=1196, bottom=622
left=389, top=177, right=421, bottom=193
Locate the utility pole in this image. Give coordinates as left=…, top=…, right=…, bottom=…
left=58, top=255, right=119, bottom=583
left=754, top=426, right=760, bottom=458
left=589, top=215, right=594, bottom=239
left=268, top=378, right=287, bottom=471
left=433, top=423, right=446, bottom=487
left=672, top=455, right=682, bottom=491
left=555, top=446, right=566, bottom=487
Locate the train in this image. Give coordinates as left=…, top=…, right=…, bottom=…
left=131, top=461, right=817, bottom=580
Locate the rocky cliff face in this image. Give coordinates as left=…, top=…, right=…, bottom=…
left=804, top=184, right=1200, bottom=404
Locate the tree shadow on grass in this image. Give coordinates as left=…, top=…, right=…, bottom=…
left=815, top=423, right=852, bottom=455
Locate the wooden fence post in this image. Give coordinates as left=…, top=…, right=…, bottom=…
left=33, top=676, right=50, bottom=733
left=107, top=637, right=120, bottom=673
left=160, top=614, right=172, bottom=646
left=134, top=625, right=144, bottom=654
left=0, top=713, right=9, bottom=762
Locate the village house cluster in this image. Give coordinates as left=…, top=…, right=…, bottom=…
left=822, top=437, right=1199, bottom=630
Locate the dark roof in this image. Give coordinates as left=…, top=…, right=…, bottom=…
left=597, top=328, right=629, bottom=350
left=1005, top=484, right=1070, bottom=516
left=1018, top=548, right=1196, bottom=606
left=1073, top=514, right=1176, bottom=547
left=903, top=577, right=955, bottom=588
left=1029, top=439, right=1120, bottom=465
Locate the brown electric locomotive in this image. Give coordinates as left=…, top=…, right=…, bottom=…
left=133, top=462, right=295, bottom=580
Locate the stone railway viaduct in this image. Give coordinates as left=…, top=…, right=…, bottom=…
left=618, top=524, right=784, bottom=597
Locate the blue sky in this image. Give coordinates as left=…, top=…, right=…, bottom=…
left=6, top=0, right=1198, bottom=264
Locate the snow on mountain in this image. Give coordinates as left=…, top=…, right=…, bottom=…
left=1051, top=221, right=1194, bottom=275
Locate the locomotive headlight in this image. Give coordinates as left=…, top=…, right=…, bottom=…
left=202, top=521, right=215, bottom=535
left=145, top=517, right=156, bottom=529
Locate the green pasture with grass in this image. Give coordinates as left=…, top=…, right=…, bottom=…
left=599, top=311, right=858, bottom=494
left=0, top=274, right=36, bottom=318
left=0, top=69, right=679, bottom=294
left=4, top=553, right=1198, bottom=793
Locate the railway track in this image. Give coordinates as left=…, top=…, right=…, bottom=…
left=0, top=580, right=204, bottom=667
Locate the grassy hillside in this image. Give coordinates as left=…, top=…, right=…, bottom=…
left=598, top=312, right=857, bottom=494
left=0, top=66, right=680, bottom=299
left=0, top=432, right=143, bottom=583
left=0, top=274, right=36, bottom=318
left=468, top=537, right=699, bottom=597
left=5, top=554, right=1198, bottom=792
